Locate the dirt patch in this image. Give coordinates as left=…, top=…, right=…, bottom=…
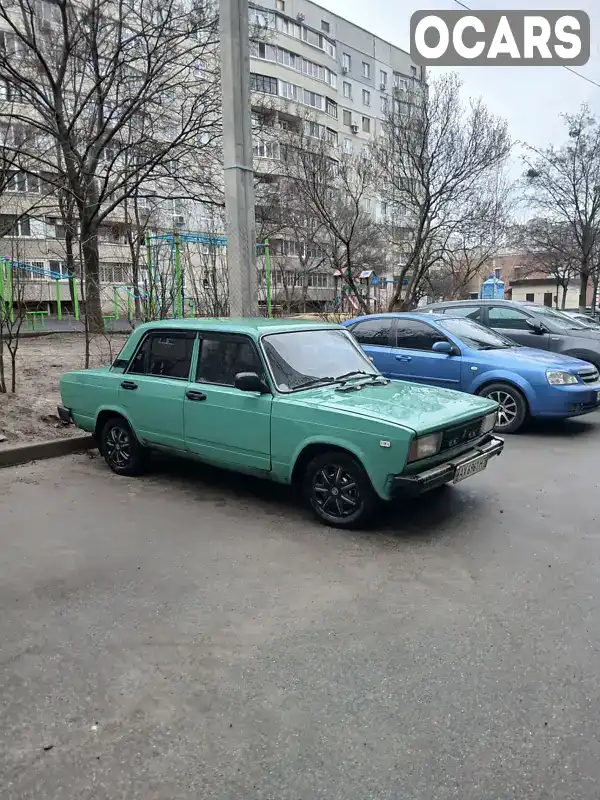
left=0, top=333, right=129, bottom=449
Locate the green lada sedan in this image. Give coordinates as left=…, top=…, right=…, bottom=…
left=58, top=318, right=503, bottom=528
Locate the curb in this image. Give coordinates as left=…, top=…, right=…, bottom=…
left=0, top=434, right=96, bottom=469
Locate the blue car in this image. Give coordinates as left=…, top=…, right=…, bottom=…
left=343, top=313, right=600, bottom=433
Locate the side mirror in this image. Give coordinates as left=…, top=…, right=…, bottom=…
left=432, top=341, right=455, bottom=355
left=527, top=320, right=546, bottom=335
left=234, top=371, right=270, bottom=393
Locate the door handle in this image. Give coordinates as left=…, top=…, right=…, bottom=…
left=121, top=380, right=138, bottom=390
left=186, top=390, right=207, bottom=402
left=396, top=355, right=411, bottom=362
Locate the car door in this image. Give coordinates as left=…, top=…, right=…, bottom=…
left=486, top=305, right=551, bottom=349
left=184, top=333, right=272, bottom=472
left=389, top=319, right=462, bottom=388
left=119, top=330, right=195, bottom=451
left=347, top=317, right=394, bottom=373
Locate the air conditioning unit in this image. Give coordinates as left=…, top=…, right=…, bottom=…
left=175, top=215, right=185, bottom=226
left=341, top=66, right=348, bottom=75
left=351, top=123, right=359, bottom=134
left=296, top=13, right=305, bottom=21
left=380, top=82, right=387, bottom=91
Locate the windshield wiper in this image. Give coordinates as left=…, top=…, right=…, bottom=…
left=335, top=370, right=389, bottom=385
left=292, top=376, right=335, bottom=391
left=478, top=345, right=509, bottom=350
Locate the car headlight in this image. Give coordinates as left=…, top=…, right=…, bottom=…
left=481, top=411, right=497, bottom=434
left=546, top=371, right=579, bottom=386
left=408, top=432, right=442, bottom=462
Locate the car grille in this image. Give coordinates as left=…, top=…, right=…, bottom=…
left=579, top=368, right=599, bottom=385
left=440, top=417, right=484, bottom=452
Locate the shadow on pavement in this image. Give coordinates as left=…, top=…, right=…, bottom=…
left=147, top=453, right=477, bottom=540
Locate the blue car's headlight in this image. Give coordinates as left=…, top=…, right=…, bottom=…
left=546, top=371, right=579, bottom=386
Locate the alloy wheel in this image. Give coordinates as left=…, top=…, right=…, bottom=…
left=104, top=426, right=132, bottom=468
left=312, top=464, right=362, bottom=521
left=487, top=390, right=518, bottom=429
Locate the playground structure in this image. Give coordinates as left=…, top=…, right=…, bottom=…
left=0, top=258, right=81, bottom=325
left=1, top=233, right=399, bottom=326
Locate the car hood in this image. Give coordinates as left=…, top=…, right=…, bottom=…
left=478, top=346, right=594, bottom=370
left=289, top=379, right=496, bottom=435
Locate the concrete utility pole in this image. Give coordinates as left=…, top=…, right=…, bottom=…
left=220, top=0, right=258, bottom=317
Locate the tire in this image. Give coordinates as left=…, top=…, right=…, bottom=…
left=101, top=417, right=147, bottom=476
left=478, top=382, right=527, bottom=434
left=302, top=451, right=378, bottom=529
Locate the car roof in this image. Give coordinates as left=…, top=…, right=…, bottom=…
left=347, top=312, right=446, bottom=323
left=134, top=317, right=341, bottom=337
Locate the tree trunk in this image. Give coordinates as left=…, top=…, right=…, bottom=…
left=579, top=266, right=589, bottom=312
left=592, top=271, right=599, bottom=314
left=0, top=337, right=6, bottom=393
left=81, top=230, right=104, bottom=333
left=561, top=284, right=568, bottom=308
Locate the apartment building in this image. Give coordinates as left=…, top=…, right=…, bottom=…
left=248, top=0, right=423, bottom=311
left=0, top=0, right=421, bottom=317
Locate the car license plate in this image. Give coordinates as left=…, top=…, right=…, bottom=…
left=454, top=454, right=488, bottom=484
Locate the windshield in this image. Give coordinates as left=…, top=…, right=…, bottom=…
left=526, top=305, right=589, bottom=331
left=440, top=318, right=516, bottom=350
left=262, top=328, right=379, bottom=392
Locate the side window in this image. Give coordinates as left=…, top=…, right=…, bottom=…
left=349, top=318, right=392, bottom=347
left=196, top=336, right=263, bottom=386
left=488, top=307, right=532, bottom=330
left=439, top=306, right=482, bottom=322
left=127, top=332, right=194, bottom=379
left=395, top=320, right=448, bottom=351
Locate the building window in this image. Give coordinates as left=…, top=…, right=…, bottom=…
left=380, top=201, right=388, bottom=216
left=257, top=43, right=277, bottom=62
left=544, top=292, right=553, bottom=307
left=411, top=65, right=417, bottom=76
left=343, top=81, right=351, bottom=99
left=276, top=0, right=285, bottom=10
left=365, top=198, right=372, bottom=212
left=343, top=109, right=352, bottom=127
left=308, top=273, right=331, bottom=288
left=250, top=8, right=275, bottom=29
left=250, top=73, right=278, bottom=95
left=253, top=140, right=280, bottom=159
left=303, top=28, right=323, bottom=49
left=303, top=89, right=323, bottom=110
left=326, top=98, right=337, bottom=118
left=327, top=70, right=337, bottom=88
left=277, top=47, right=299, bottom=69
left=321, top=20, right=330, bottom=33
left=326, top=128, right=338, bottom=145
left=494, top=268, right=502, bottom=279
left=302, top=58, right=326, bottom=81
left=7, top=172, right=40, bottom=193
left=362, top=116, right=370, bottom=133
left=362, top=62, right=371, bottom=78
left=362, top=89, right=370, bottom=106
left=343, top=138, right=352, bottom=154
left=380, top=70, right=387, bottom=88
left=99, top=263, right=128, bottom=284
left=276, top=16, right=302, bottom=39
left=380, top=95, right=388, bottom=114
left=279, top=80, right=298, bottom=100
left=525, top=293, right=535, bottom=302
left=343, top=53, right=351, bottom=71
left=46, top=218, right=67, bottom=239
left=325, top=40, right=336, bottom=59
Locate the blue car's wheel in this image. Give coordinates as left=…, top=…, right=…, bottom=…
left=479, top=382, right=527, bottom=434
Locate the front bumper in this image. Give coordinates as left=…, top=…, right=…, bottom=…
left=57, top=405, right=73, bottom=424
left=391, top=435, right=504, bottom=497
left=532, top=384, right=600, bottom=418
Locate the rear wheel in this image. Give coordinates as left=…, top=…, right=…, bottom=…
left=302, top=451, right=378, bottom=529
left=101, top=417, right=147, bottom=476
left=478, top=382, right=527, bottom=434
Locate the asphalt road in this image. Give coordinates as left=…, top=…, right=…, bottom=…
left=2, top=415, right=600, bottom=800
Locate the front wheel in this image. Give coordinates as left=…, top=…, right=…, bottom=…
left=101, top=417, right=148, bottom=476
left=478, top=382, right=527, bottom=434
left=302, top=451, right=378, bottom=529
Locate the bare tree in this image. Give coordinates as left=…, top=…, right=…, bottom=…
left=513, top=218, right=580, bottom=308
left=426, top=181, right=513, bottom=300
left=0, top=0, right=223, bottom=332
left=524, top=107, right=600, bottom=312
left=280, top=120, right=383, bottom=315
left=371, top=73, right=512, bottom=311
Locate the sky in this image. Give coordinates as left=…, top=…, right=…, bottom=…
left=318, top=0, right=600, bottom=172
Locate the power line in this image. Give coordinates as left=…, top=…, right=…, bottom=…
left=449, top=0, right=600, bottom=89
